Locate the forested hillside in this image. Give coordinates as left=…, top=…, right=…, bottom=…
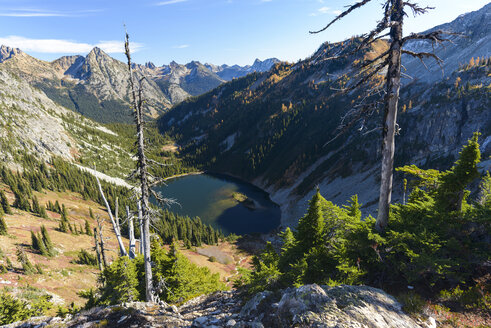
left=158, top=4, right=491, bottom=227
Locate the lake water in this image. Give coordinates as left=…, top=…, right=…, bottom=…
left=153, top=173, right=281, bottom=235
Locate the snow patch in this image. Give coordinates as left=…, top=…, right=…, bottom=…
left=74, top=164, right=133, bottom=189
left=221, top=133, right=237, bottom=152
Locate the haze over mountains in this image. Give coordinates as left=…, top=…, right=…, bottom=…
left=0, top=45, right=279, bottom=123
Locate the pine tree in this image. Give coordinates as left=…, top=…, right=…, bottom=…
left=0, top=190, right=12, bottom=215
left=31, top=231, right=48, bottom=256
left=54, top=201, right=61, bottom=214
left=85, top=220, right=92, bottom=236
left=436, top=132, right=481, bottom=212
left=16, top=247, right=36, bottom=275
left=39, top=205, right=48, bottom=219
left=344, top=194, right=362, bottom=219
left=296, top=189, right=327, bottom=253
left=31, top=196, right=40, bottom=214
left=101, top=256, right=140, bottom=303
left=478, top=172, right=491, bottom=207
left=13, top=189, right=30, bottom=212
left=0, top=215, right=7, bottom=236
left=40, top=225, right=55, bottom=256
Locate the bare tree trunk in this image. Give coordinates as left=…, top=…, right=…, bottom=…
left=127, top=206, right=136, bottom=259
left=93, top=227, right=103, bottom=271
left=95, top=176, right=128, bottom=256
left=96, top=218, right=108, bottom=268
left=138, top=200, right=144, bottom=255
left=115, top=197, right=120, bottom=233
left=375, top=0, right=404, bottom=232
left=125, top=32, right=154, bottom=302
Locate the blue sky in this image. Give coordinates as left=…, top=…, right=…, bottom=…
left=0, top=0, right=488, bottom=66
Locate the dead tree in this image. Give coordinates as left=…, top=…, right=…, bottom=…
left=93, top=227, right=104, bottom=271
left=96, top=216, right=109, bottom=268
left=311, top=0, right=452, bottom=231
left=127, top=205, right=136, bottom=259
left=125, top=30, right=176, bottom=303
left=95, top=176, right=128, bottom=256
left=125, top=32, right=155, bottom=302
left=138, top=200, right=144, bottom=255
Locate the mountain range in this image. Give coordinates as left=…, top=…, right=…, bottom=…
left=0, top=46, right=279, bottom=123
left=158, top=3, right=491, bottom=227
left=0, top=3, right=489, bottom=229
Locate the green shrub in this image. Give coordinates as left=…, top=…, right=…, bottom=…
left=398, top=291, right=426, bottom=314
left=246, top=133, right=491, bottom=307
left=0, top=291, right=52, bottom=325
left=75, top=249, right=98, bottom=266
left=93, top=240, right=226, bottom=306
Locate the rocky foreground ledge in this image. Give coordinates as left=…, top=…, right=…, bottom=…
left=5, top=284, right=435, bottom=328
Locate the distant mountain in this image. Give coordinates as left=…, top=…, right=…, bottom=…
left=0, top=45, right=281, bottom=123
left=205, top=58, right=281, bottom=81
left=0, top=64, right=135, bottom=181
left=158, top=4, right=491, bottom=228
left=403, top=2, right=491, bottom=83
left=0, top=46, right=169, bottom=123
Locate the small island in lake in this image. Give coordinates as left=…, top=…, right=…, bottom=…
left=232, top=192, right=256, bottom=209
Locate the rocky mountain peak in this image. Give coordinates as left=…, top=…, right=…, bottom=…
left=0, top=45, right=24, bottom=63
left=51, top=55, right=84, bottom=74
left=145, top=61, right=156, bottom=69
left=86, top=47, right=109, bottom=61
left=169, top=60, right=180, bottom=68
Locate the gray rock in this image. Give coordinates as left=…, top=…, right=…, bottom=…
left=226, top=319, right=237, bottom=326
left=239, top=291, right=272, bottom=317
left=193, top=316, right=209, bottom=325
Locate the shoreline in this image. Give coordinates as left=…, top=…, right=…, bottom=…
left=162, top=171, right=204, bottom=182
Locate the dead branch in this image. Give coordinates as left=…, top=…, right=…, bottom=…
left=310, top=0, right=374, bottom=34
left=95, top=176, right=128, bottom=257
left=403, top=1, right=434, bottom=16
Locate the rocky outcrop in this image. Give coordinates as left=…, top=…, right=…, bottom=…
left=5, top=285, right=432, bottom=328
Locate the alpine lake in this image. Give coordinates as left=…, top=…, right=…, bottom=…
left=152, top=173, right=281, bottom=235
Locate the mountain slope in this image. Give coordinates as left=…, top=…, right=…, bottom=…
left=0, top=65, right=139, bottom=181
left=403, top=2, right=491, bottom=83
left=158, top=4, right=491, bottom=227
left=0, top=46, right=281, bottom=123
left=0, top=46, right=169, bottom=123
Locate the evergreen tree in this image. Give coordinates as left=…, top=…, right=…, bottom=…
left=31, top=231, right=48, bottom=256
left=436, top=132, right=481, bottom=212
left=100, top=256, right=140, bottom=304
left=16, top=247, right=36, bottom=275
left=0, top=190, right=12, bottom=215
left=38, top=205, right=48, bottom=219
left=54, top=201, right=61, bottom=214
left=0, top=215, right=7, bottom=236
left=58, top=204, right=70, bottom=233
left=85, top=220, right=93, bottom=236
left=344, top=194, right=361, bottom=220
left=295, top=189, right=327, bottom=253
left=31, top=196, right=40, bottom=214
left=40, top=225, right=55, bottom=256
left=12, top=189, right=30, bottom=212
left=478, top=172, right=491, bottom=207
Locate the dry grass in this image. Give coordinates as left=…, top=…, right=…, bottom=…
left=0, top=186, right=126, bottom=306
left=0, top=185, right=254, bottom=306
left=161, top=143, right=178, bottom=153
